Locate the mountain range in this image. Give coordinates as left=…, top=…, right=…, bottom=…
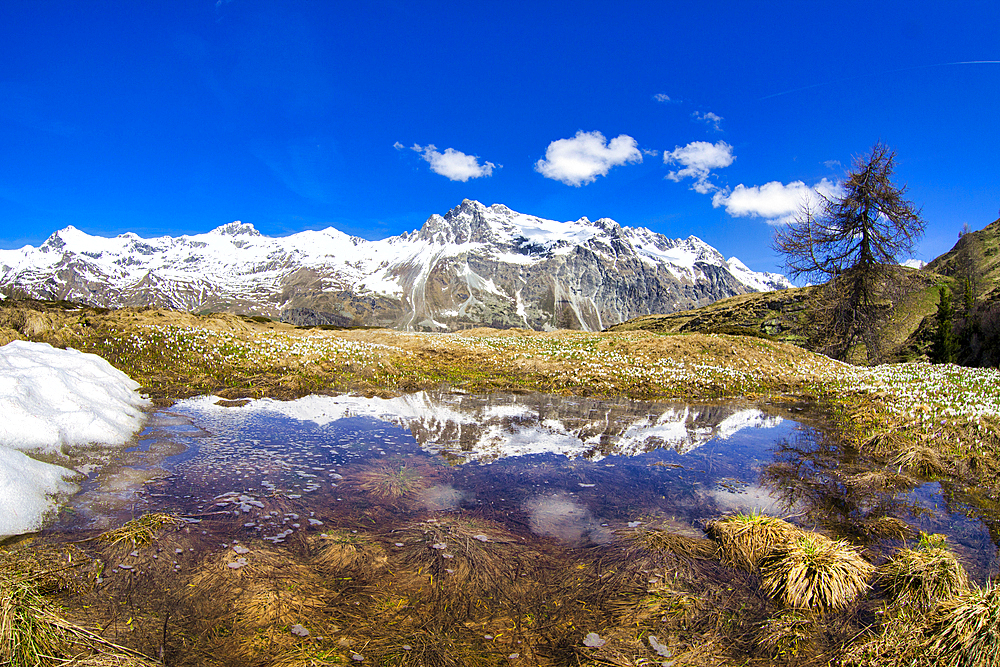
left=0, top=200, right=791, bottom=331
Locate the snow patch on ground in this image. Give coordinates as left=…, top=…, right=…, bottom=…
left=0, top=341, right=149, bottom=537
left=0, top=449, right=79, bottom=538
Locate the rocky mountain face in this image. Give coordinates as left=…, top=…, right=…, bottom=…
left=0, top=200, right=791, bottom=331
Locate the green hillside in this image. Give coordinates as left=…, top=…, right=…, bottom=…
left=608, top=217, right=1000, bottom=364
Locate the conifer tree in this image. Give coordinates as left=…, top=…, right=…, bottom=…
left=932, top=286, right=957, bottom=364
left=773, top=142, right=925, bottom=363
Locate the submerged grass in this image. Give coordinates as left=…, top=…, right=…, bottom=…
left=389, top=516, right=545, bottom=602
left=641, top=528, right=719, bottom=561
left=97, top=512, right=187, bottom=547
left=188, top=545, right=328, bottom=629
left=311, top=530, right=388, bottom=573
left=353, top=462, right=428, bottom=501
left=756, top=609, right=815, bottom=660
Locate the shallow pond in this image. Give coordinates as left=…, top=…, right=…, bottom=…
left=57, top=390, right=998, bottom=580
left=23, top=390, right=1000, bottom=666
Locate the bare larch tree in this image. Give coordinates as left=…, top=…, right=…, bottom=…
left=773, top=142, right=925, bottom=363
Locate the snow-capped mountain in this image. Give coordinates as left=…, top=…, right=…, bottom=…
left=0, top=200, right=791, bottom=331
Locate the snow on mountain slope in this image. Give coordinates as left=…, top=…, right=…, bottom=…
left=0, top=200, right=791, bottom=331
left=725, top=256, right=794, bottom=292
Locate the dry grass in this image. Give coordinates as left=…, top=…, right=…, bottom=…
left=920, top=582, right=1000, bottom=667
left=62, top=653, right=161, bottom=667
left=704, top=512, right=798, bottom=571
left=877, top=532, right=970, bottom=610
left=311, top=530, right=388, bottom=573
left=757, top=609, right=816, bottom=659
left=843, top=469, right=917, bottom=491
left=893, top=444, right=948, bottom=478
left=759, top=532, right=874, bottom=611
left=356, top=626, right=508, bottom=667
left=97, top=513, right=187, bottom=547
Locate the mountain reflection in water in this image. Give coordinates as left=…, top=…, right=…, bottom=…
left=61, top=390, right=998, bottom=581
left=179, top=391, right=785, bottom=463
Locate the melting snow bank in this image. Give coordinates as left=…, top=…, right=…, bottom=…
left=0, top=341, right=150, bottom=538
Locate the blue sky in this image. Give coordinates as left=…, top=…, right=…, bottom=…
left=1, top=1, right=997, bottom=276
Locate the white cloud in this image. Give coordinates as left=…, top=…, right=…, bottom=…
left=393, top=141, right=404, bottom=150
left=663, top=140, right=734, bottom=193
left=410, top=144, right=496, bottom=182
left=653, top=93, right=672, bottom=103
left=711, top=178, right=844, bottom=225
left=534, top=130, right=642, bottom=186
left=692, top=111, right=723, bottom=131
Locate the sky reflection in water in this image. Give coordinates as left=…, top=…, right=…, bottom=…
left=64, top=391, right=999, bottom=580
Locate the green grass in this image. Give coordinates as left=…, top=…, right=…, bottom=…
left=0, top=577, right=66, bottom=667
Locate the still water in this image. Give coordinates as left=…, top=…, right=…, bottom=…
left=59, top=390, right=998, bottom=581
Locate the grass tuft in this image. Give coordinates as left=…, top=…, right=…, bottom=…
left=0, top=576, right=66, bottom=667
left=893, top=445, right=948, bottom=478
left=920, top=582, right=1000, bottom=667
left=354, top=463, right=427, bottom=501
left=760, top=532, right=874, bottom=611
left=704, top=511, right=797, bottom=571
left=877, top=532, right=969, bottom=610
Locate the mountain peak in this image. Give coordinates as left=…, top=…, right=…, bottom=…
left=40, top=225, right=86, bottom=251
left=1, top=200, right=792, bottom=332
left=210, top=221, right=261, bottom=237
left=417, top=200, right=510, bottom=245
